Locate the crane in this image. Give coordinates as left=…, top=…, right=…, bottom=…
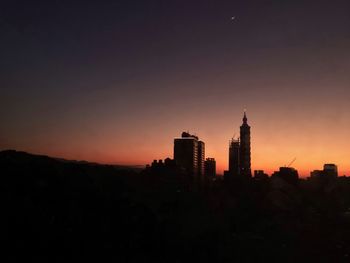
left=285, top=157, right=296, bottom=168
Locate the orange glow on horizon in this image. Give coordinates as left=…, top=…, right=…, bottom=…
left=4, top=108, right=349, bottom=179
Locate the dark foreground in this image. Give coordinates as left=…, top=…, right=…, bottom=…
left=2, top=150, right=350, bottom=262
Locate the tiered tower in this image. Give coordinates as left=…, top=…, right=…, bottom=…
left=239, top=111, right=252, bottom=177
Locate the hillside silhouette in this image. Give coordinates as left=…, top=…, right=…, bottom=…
left=2, top=150, right=350, bottom=262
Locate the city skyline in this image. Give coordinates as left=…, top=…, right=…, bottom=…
left=2, top=110, right=348, bottom=178
left=1, top=1, right=350, bottom=177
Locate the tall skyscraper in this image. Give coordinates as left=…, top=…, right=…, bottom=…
left=174, top=132, right=205, bottom=177
left=239, top=111, right=252, bottom=177
left=228, top=138, right=240, bottom=176
left=225, top=111, right=252, bottom=180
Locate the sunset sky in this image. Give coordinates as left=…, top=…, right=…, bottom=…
left=1, top=0, right=350, bottom=176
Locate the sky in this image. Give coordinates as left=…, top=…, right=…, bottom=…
left=1, top=0, right=350, bottom=176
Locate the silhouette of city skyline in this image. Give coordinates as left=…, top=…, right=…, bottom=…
left=146, top=111, right=344, bottom=180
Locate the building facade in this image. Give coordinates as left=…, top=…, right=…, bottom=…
left=205, top=158, right=216, bottom=177
left=198, top=140, right=205, bottom=177
left=323, top=164, right=338, bottom=178
left=272, top=167, right=299, bottom=185
left=311, top=163, right=338, bottom=179
left=228, top=138, right=240, bottom=176
left=174, top=132, right=205, bottom=177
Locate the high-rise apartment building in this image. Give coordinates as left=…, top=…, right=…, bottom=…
left=174, top=132, right=205, bottom=177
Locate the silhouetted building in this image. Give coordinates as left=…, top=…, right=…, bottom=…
left=310, top=170, right=323, bottom=178
left=174, top=132, right=205, bottom=177
left=150, top=158, right=176, bottom=170
left=198, top=140, right=205, bottom=177
left=323, top=163, right=338, bottom=178
left=228, top=138, right=240, bottom=176
left=272, top=167, right=299, bottom=185
left=254, top=170, right=268, bottom=180
left=239, top=111, right=252, bottom=177
left=144, top=157, right=183, bottom=176
left=310, top=163, right=338, bottom=179
left=225, top=111, right=252, bottom=180
left=205, top=158, right=216, bottom=177
left=164, top=157, right=175, bottom=167
left=151, top=159, right=163, bottom=169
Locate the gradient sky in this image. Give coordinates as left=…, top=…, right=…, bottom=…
left=1, top=0, right=350, bottom=176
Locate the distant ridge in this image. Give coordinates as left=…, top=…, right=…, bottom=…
left=0, top=149, right=145, bottom=172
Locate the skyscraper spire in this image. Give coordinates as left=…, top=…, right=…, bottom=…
left=243, top=110, right=247, bottom=124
